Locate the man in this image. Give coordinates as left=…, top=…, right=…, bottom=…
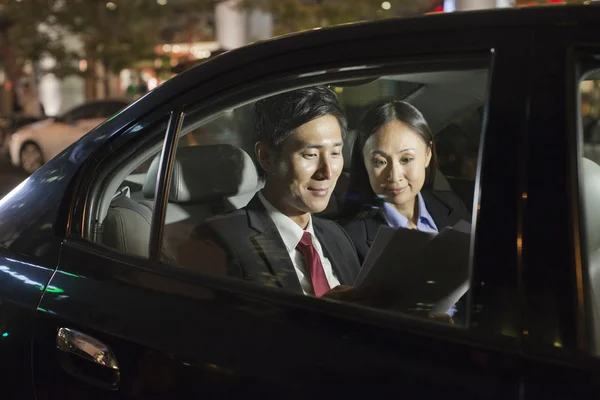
left=192, top=86, right=360, bottom=296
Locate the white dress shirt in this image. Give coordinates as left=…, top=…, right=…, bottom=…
left=258, top=191, right=341, bottom=295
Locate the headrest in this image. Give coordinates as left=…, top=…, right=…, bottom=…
left=142, top=144, right=259, bottom=204
left=342, top=129, right=357, bottom=172
left=582, top=158, right=600, bottom=250
left=433, top=170, right=453, bottom=192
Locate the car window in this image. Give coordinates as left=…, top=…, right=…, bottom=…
left=579, top=71, right=600, bottom=355
left=84, top=64, right=490, bottom=330
left=435, top=108, right=481, bottom=214
left=179, top=110, right=242, bottom=148
left=89, top=116, right=170, bottom=258
left=145, top=67, right=489, bottom=327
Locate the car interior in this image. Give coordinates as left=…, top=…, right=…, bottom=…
left=582, top=71, right=600, bottom=166
left=581, top=69, right=600, bottom=355
left=581, top=157, right=600, bottom=355
left=90, top=69, right=488, bottom=267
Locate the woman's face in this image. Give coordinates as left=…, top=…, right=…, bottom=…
left=362, top=120, right=431, bottom=209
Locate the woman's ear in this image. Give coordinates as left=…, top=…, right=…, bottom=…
left=255, top=141, right=273, bottom=175
left=425, top=143, right=432, bottom=168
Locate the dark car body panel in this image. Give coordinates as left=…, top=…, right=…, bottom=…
left=34, top=238, right=524, bottom=399
left=0, top=4, right=600, bottom=398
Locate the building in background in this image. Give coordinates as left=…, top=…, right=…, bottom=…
left=37, top=27, right=85, bottom=117
left=443, top=0, right=514, bottom=11
left=130, top=9, right=220, bottom=93
left=36, top=1, right=273, bottom=113
left=168, top=0, right=273, bottom=75
left=216, top=0, right=272, bottom=49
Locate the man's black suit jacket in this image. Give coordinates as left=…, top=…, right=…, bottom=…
left=191, top=195, right=361, bottom=294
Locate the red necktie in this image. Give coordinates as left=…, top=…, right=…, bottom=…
left=296, top=231, right=331, bottom=297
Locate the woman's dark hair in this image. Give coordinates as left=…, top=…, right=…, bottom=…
left=253, top=85, right=347, bottom=178
left=341, top=100, right=437, bottom=219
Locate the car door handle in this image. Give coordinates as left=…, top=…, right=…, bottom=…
left=56, top=327, right=120, bottom=389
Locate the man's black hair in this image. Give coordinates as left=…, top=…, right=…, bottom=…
left=253, top=85, right=347, bottom=177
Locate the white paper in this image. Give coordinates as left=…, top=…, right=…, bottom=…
left=354, top=220, right=472, bottom=315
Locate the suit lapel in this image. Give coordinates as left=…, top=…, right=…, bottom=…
left=313, top=219, right=354, bottom=286
left=421, top=190, right=451, bottom=229
left=360, top=193, right=453, bottom=252
left=245, top=195, right=303, bottom=293
left=365, top=210, right=386, bottom=246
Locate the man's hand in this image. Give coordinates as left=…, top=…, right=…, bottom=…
left=428, top=312, right=455, bottom=325
left=321, top=285, right=354, bottom=300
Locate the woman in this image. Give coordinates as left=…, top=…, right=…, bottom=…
left=338, top=100, right=471, bottom=322
left=340, top=100, right=470, bottom=263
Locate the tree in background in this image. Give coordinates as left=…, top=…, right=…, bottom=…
left=50, top=0, right=212, bottom=99
left=0, top=0, right=445, bottom=106
left=0, top=0, right=80, bottom=114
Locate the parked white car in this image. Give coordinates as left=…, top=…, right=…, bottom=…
left=8, top=99, right=129, bottom=174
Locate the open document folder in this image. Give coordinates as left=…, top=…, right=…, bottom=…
left=354, top=220, right=472, bottom=315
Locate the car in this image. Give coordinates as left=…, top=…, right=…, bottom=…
left=0, top=114, right=44, bottom=145
left=7, top=99, right=130, bottom=174
left=0, top=115, right=45, bottom=160
left=3, top=4, right=600, bottom=399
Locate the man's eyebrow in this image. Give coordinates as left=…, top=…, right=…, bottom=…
left=301, top=141, right=344, bottom=149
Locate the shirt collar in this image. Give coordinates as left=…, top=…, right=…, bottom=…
left=382, top=192, right=438, bottom=232
left=258, top=191, right=315, bottom=252
left=417, top=192, right=438, bottom=231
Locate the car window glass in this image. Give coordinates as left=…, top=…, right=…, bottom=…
left=435, top=109, right=481, bottom=214
left=149, top=68, right=489, bottom=327
left=88, top=116, right=170, bottom=259
left=579, top=72, right=600, bottom=355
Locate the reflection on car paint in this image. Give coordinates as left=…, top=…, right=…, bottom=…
left=0, top=265, right=63, bottom=293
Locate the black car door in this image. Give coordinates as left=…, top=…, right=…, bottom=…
left=0, top=256, right=55, bottom=399
left=32, top=18, right=530, bottom=399
left=516, top=20, right=600, bottom=398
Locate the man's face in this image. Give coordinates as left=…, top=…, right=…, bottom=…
left=259, top=115, right=344, bottom=219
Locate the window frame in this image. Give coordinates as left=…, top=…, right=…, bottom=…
left=71, top=46, right=526, bottom=349
left=85, top=117, right=173, bottom=245
left=149, top=109, right=184, bottom=261
left=162, top=58, right=491, bottom=323
left=572, top=48, right=600, bottom=356
left=525, top=29, right=600, bottom=365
